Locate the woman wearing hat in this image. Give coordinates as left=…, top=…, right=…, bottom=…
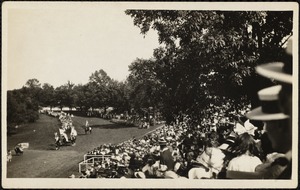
left=227, top=85, right=291, bottom=179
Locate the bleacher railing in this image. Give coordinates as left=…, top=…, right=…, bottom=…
left=78, top=154, right=112, bottom=173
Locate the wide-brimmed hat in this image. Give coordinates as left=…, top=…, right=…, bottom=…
left=218, top=131, right=236, bottom=151
left=256, top=62, right=292, bottom=84
left=246, top=85, right=289, bottom=121
left=158, top=138, right=167, bottom=145
left=256, top=38, right=293, bottom=84
left=134, top=171, right=146, bottom=179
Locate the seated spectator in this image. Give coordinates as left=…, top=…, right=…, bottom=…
left=188, top=140, right=225, bottom=179
left=142, top=155, right=160, bottom=178
left=14, top=144, right=24, bottom=155
left=159, top=138, right=175, bottom=171
left=227, top=133, right=262, bottom=172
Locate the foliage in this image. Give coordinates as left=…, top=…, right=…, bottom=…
left=39, top=83, right=56, bottom=108
left=127, top=58, right=164, bottom=115
left=55, top=81, right=76, bottom=109
left=7, top=87, right=39, bottom=126
left=125, top=10, right=293, bottom=122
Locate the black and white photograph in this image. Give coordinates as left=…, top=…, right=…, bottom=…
left=2, top=2, right=298, bottom=189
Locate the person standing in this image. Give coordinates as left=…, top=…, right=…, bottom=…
left=54, top=132, right=60, bottom=150
left=70, top=126, right=78, bottom=146
left=158, top=138, right=175, bottom=171
left=253, top=37, right=293, bottom=179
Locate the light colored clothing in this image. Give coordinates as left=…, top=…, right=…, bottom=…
left=188, top=167, right=212, bottom=179
left=228, top=154, right=262, bottom=172
left=226, top=151, right=289, bottom=179
left=71, top=128, right=77, bottom=136
left=59, top=128, right=69, bottom=141
left=196, top=147, right=225, bottom=173
left=142, top=161, right=159, bottom=177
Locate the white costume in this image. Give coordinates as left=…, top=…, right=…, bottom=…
left=59, top=128, right=69, bottom=142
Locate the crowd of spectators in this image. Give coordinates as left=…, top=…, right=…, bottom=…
left=76, top=113, right=279, bottom=179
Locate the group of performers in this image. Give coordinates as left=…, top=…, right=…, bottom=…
left=54, top=112, right=93, bottom=150
left=54, top=112, right=78, bottom=150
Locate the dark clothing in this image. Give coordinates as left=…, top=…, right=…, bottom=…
left=160, top=148, right=175, bottom=171
left=277, top=159, right=292, bottom=179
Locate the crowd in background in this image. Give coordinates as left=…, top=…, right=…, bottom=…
left=76, top=114, right=278, bottom=179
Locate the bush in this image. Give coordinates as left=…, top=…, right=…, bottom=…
left=7, top=89, right=40, bottom=126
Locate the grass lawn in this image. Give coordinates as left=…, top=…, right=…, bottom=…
left=6, top=114, right=162, bottom=178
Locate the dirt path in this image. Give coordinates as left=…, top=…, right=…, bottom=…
left=7, top=114, right=162, bottom=178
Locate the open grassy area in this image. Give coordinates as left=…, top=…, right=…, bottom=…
left=6, top=114, right=162, bottom=178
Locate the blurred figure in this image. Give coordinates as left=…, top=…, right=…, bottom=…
left=14, top=143, right=24, bottom=155
left=254, top=38, right=293, bottom=179
left=70, top=126, right=78, bottom=146
left=227, top=38, right=294, bottom=179
left=54, top=132, right=60, bottom=150
left=7, top=150, right=12, bottom=162
left=85, top=120, right=92, bottom=134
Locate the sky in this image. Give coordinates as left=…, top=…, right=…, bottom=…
left=3, top=2, right=297, bottom=91
left=5, top=3, right=160, bottom=90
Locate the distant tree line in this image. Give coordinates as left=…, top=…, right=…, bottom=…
left=7, top=10, right=292, bottom=127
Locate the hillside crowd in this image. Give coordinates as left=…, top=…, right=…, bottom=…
left=76, top=115, right=278, bottom=179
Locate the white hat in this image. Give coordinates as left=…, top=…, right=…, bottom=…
left=164, top=171, right=179, bottom=179
left=255, top=38, right=293, bottom=84
left=134, top=171, right=146, bottom=179
left=246, top=85, right=289, bottom=121
left=158, top=138, right=167, bottom=145
left=256, top=62, right=292, bottom=84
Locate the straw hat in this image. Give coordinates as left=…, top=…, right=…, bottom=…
left=256, top=38, right=293, bottom=84
left=158, top=138, right=167, bottom=146
left=246, top=85, right=289, bottom=120
left=134, top=171, right=146, bottom=179
left=218, top=131, right=236, bottom=151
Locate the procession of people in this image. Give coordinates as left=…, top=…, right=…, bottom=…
left=54, top=112, right=78, bottom=149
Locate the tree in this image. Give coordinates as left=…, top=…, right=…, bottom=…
left=25, top=78, right=41, bottom=89
left=7, top=88, right=39, bottom=126
left=127, top=58, right=165, bottom=118
left=126, top=10, right=293, bottom=122
left=55, top=81, right=76, bottom=110
left=88, top=69, right=112, bottom=113
left=73, top=84, right=88, bottom=111
left=40, top=83, right=56, bottom=109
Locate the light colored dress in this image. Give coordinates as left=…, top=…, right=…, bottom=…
left=228, top=154, right=262, bottom=172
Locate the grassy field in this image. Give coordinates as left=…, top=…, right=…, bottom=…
left=6, top=114, right=162, bottom=178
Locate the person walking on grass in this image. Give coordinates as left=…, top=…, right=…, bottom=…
left=54, top=132, right=60, bottom=150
